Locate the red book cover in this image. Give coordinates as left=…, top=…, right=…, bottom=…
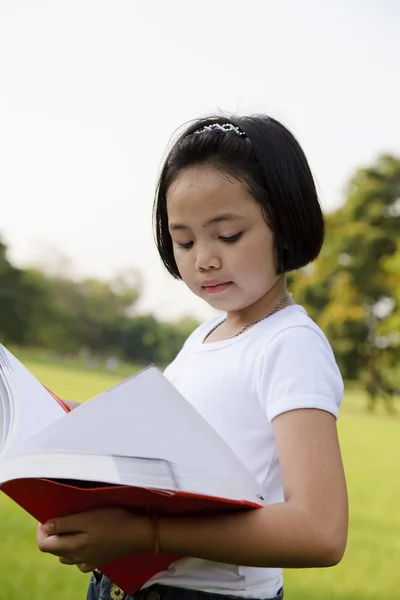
left=42, top=384, right=71, bottom=413
left=0, top=350, right=264, bottom=595
left=1, top=477, right=260, bottom=594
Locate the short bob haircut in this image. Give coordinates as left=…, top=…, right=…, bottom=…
left=153, top=114, right=324, bottom=279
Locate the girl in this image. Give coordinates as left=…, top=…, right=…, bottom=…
left=37, top=115, right=348, bottom=600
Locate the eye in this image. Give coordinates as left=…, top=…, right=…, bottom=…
left=219, top=232, right=243, bottom=243
left=176, top=241, right=193, bottom=249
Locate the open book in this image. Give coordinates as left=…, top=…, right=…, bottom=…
left=0, top=344, right=265, bottom=594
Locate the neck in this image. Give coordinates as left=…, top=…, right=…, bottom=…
left=225, top=277, right=292, bottom=329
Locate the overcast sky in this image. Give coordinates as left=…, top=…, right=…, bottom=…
left=1, top=0, right=399, bottom=321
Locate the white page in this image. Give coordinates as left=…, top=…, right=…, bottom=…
left=19, top=366, right=264, bottom=501
left=0, top=450, right=175, bottom=491
left=0, top=450, right=264, bottom=504
left=0, top=345, right=67, bottom=453
left=0, top=375, right=9, bottom=452
left=0, top=348, right=18, bottom=453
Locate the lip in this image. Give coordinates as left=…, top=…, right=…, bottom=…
left=201, top=280, right=230, bottom=287
left=201, top=281, right=232, bottom=295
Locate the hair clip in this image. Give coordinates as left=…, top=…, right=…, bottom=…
left=193, top=123, right=246, bottom=137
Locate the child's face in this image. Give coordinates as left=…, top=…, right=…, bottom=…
left=167, top=166, right=278, bottom=314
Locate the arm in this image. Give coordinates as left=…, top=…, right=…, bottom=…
left=158, top=408, right=348, bottom=567
left=38, top=407, right=348, bottom=570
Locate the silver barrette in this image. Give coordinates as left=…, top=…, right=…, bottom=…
left=193, top=123, right=246, bottom=137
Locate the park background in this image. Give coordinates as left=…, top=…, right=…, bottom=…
left=0, top=1, right=399, bottom=599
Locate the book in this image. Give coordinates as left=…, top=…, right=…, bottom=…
left=0, top=344, right=265, bottom=594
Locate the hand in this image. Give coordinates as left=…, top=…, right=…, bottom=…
left=36, top=507, right=153, bottom=572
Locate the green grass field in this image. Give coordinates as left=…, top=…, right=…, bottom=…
left=0, top=360, right=398, bottom=599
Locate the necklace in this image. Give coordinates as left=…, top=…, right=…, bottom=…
left=207, top=293, right=292, bottom=340
left=229, top=292, right=292, bottom=338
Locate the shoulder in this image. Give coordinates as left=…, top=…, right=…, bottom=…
left=255, top=305, right=344, bottom=422
left=257, top=305, right=334, bottom=353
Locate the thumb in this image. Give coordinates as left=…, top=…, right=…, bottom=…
left=36, top=522, right=50, bottom=544
left=43, top=514, right=82, bottom=535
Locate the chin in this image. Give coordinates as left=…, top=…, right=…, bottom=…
left=205, top=299, right=243, bottom=312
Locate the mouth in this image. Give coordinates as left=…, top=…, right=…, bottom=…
left=201, top=282, right=232, bottom=295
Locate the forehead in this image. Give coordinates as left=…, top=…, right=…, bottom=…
left=166, top=167, right=257, bottom=222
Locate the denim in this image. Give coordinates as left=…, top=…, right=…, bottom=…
left=86, top=572, right=283, bottom=600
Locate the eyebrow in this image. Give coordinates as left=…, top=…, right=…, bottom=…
left=169, top=213, right=241, bottom=231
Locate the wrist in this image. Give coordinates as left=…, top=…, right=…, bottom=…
left=150, top=513, right=160, bottom=554
left=122, top=512, right=154, bottom=554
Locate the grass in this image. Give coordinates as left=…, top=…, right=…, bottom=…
left=0, top=359, right=399, bottom=599
left=285, top=392, right=400, bottom=599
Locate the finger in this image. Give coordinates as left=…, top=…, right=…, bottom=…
left=59, top=557, right=78, bottom=565
left=78, top=563, right=96, bottom=573
left=63, top=399, right=81, bottom=411
left=38, top=533, right=83, bottom=557
left=44, top=512, right=88, bottom=535
left=36, top=523, right=50, bottom=545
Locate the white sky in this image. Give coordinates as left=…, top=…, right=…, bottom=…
left=1, top=0, right=399, bottom=321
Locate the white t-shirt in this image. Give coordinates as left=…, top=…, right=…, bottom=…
left=143, top=305, right=343, bottom=598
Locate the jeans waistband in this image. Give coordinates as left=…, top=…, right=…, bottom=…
left=90, top=573, right=283, bottom=600
left=136, top=583, right=283, bottom=600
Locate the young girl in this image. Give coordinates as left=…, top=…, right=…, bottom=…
left=37, top=115, right=348, bottom=600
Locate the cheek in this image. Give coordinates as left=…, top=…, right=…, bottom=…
left=234, top=236, right=277, bottom=278
left=173, top=249, right=193, bottom=279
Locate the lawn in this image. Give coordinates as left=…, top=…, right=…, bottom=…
left=0, top=360, right=398, bottom=599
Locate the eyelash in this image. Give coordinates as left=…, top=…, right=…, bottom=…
left=176, top=233, right=243, bottom=249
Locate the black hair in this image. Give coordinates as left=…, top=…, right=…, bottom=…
left=153, top=114, right=324, bottom=279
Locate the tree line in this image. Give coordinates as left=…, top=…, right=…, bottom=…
left=1, top=154, right=399, bottom=397
left=0, top=243, right=198, bottom=366
left=289, top=153, right=400, bottom=407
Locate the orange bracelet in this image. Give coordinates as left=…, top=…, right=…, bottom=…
left=150, top=513, right=160, bottom=555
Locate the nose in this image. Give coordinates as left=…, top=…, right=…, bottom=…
left=195, top=243, right=221, bottom=271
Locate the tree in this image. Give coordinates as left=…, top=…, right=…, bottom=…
left=45, top=270, right=142, bottom=353
left=0, top=235, right=197, bottom=366
left=290, top=155, right=400, bottom=394
left=0, top=239, right=53, bottom=345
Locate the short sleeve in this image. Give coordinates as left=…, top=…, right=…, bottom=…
left=257, top=326, right=344, bottom=423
